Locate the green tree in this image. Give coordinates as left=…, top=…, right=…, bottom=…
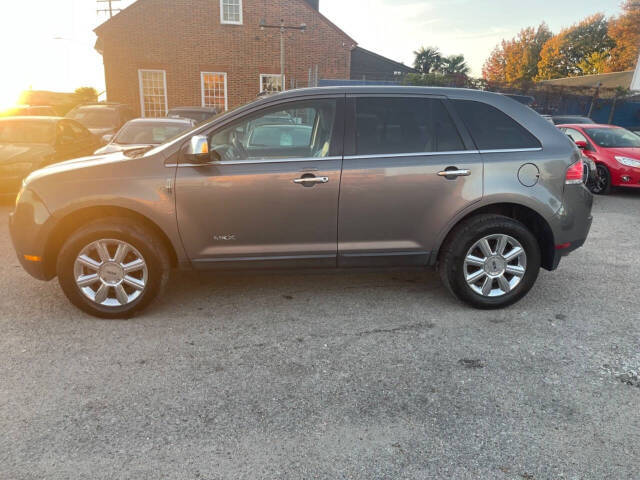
left=413, top=47, right=443, bottom=74
left=74, top=87, right=99, bottom=104
left=439, top=54, right=470, bottom=75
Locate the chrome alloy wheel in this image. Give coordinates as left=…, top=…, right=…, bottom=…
left=73, top=239, right=148, bottom=307
left=463, top=234, right=527, bottom=298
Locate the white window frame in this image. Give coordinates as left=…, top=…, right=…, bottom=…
left=201, top=72, right=228, bottom=111
left=260, top=73, right=285, bottom=93
left=220, top=0, right=243, bottom=25
left=138, top=69, right=168, bottom=118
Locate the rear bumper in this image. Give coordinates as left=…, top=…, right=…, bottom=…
left=548, top=184, right=593, bottom=270
left=9, top=189, right=56, bottom=281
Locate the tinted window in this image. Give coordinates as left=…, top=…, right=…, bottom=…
left=452, top=100, right=541, bottom=150
left=208, top=99, right=336, bottom=161
left=355, top=97, right=464, bottom=155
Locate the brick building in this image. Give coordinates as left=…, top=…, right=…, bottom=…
left=94, top=0, right=356, bottom=117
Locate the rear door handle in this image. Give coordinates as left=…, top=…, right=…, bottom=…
left=437, top=169, right=471, bottom=178
left=293, top=176, right=329, bottom=185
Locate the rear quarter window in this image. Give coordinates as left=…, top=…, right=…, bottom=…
left=452, top=99, right=541, bottom=151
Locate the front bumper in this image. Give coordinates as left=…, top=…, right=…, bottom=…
left=9, top=189, right=56, bottom=281
left=612, top=165, right=640, bottom=188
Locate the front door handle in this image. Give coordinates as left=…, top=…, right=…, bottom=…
left=293, top=176, right=329, bottom=185
left=437, top=169, right=471, bottom=178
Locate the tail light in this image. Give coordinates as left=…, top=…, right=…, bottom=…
left=565, top=159, right=584, bottom=185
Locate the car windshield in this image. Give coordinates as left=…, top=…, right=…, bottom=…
left=0, top=121, right=55, bottom=144
left=67, top=108, right=117, bottom=128
left=554, top=116, right=594, bottom=125
left=114, top=121, right=193, bottom=145
left=168, top=111, right=215, bottom=123
left=584, top=128, right=640, bottom=148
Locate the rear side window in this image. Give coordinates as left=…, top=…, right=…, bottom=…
left=355, top=97, right=464, bottom=156
left=452, top=100, right=541, bottom=150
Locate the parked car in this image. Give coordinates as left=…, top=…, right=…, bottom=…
left=10, top=86, right=593, bottom=318
left=94, top=117, right=196, bottom=155
left=551, top=115, right=595, bottom=125
left=167, top=106, right=218, bottom=124
left=66, top=103, right=134, bottom=140
left=558, top=123, right=640, bottom=194
left=0, top=117, right=100, bottom=198
left=1, top=106, right=57, bottom=117
left=560, top=128, right=598, bottom=187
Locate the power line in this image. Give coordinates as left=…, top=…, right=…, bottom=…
left=97, top=0, right=121, bottom=18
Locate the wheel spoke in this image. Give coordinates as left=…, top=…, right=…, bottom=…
left=113, top=243, right=129, bottom=264
left=114, top=285, right=129, bottom=305
left=76, top=274, right=99, bottom=288
left=496, top=235, right=508, bottom=255
left=123, top=275, right=145, bottom=291
left=478, top=238, right=493, bottom=257
left=466, top=269, right=486, bottom=284
left=96, top=241, right=111, bottom=262
left=481, top=277, right=493, bottom=296
left=497, top=275, right=511, bottom=293
left=77, top=255, right=101, bottom=270
left=123, top=258, right=145, bottom=274
left=94, top=284, right=110, bottom=304
left=503, top=246, right=523, bottom=262
left=465, top=255, right=485, bottom=267
left=506, top=265, right=525, bottom=277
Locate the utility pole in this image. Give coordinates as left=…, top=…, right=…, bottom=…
left=97, top=0, right=121, bottom=18
left=259, top=19, right=306, bottom=91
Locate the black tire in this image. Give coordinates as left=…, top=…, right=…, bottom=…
left=439, top=214, right=541, bottom=309
left=57, top=217, right=170, bottom=319
left=589, top=164, right=611, bottom=195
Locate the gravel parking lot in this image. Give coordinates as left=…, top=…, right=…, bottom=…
left=1, top=191, right=639, bottom=480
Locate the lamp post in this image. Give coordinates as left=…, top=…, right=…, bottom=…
left=259, top=19, right=306, bottom=91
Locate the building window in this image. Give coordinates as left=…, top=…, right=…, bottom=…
left=138, top=69, right=167, bottom=118
left=201, top=72, right=228, bottom=112
left=260, top=74, right=284, bottom=93
left=220, top=0, right=242, bottom=24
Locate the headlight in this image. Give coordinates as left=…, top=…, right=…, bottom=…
left=615, top=156, right=640, bottom=168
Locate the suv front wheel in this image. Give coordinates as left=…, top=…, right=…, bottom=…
left=439, top=214, right=541, bottom=309
left=57, top=218, right=170, bottom=319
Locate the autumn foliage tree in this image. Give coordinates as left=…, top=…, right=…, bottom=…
left=606, top=0, right=640, bottom=72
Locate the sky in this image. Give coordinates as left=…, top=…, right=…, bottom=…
left=0, top=0, right=623, bottom=110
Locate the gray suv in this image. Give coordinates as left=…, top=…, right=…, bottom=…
left=9, top=87, right=593, bottom=318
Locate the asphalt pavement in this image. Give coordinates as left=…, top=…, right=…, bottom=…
left=0, top=190, right=639, bottom=479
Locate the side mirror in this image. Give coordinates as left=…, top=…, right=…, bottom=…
left=102, top=134, right=114, bottom=144
left=184, top=135, right=214, bottom=163
left=575, top=140, right=588, bottom=150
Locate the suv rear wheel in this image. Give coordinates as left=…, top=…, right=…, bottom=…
left=57, top=218, right=170, bottom=319
left=439, top=214, right=541, bottom=309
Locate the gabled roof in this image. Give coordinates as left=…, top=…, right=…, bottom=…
left=94, top=0, right=356, bottom=45
left=352, top=46, right=416, bottom=73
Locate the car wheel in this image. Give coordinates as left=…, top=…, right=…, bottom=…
left=439, top=214, right=541, bottom=309
left=589, top=164, right=611, bottom=195
left=57, top=217, right=170, bottom=319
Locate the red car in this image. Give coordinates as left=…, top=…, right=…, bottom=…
left=558, top=123, right=640, bottom=194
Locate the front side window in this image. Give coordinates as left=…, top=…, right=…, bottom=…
left=452, top=99, right=540, bottom=150
left=201, top=72, right=228, bottom=112
left=260, top=74, right=284, bottom=94
left=355, top=97, right=464, bottom=156
left=138, top=70, right=168, bottom=118
left=563, top=128, right=589, bottom=146
left=220, top=0, right=242, bottom=24
left=584, top=127, right=640, bottom=148
left=207, top=99, right=336, bottom=162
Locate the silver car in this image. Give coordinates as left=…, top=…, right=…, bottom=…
left=10, top=87, right=593, bottom=318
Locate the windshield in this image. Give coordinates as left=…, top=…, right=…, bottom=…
left=68, top=108, right=117, bottom=129
left=115, top=121, right=193, bottom=145
left=168, top=111, right=215, bottom=123
left=0, top=121, right=55, bottom=144
left=585, top=128, right=640, bottom=148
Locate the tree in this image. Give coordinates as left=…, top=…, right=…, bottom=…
left=440, top=54, right=470, bottom=75
left=606, top=0, right=640, bottom=72
left=74, top=87, right=99, bottom=104
left=536, top=14, right=614, bottom=80
left=482, top=23, right=551, bottom=86
left=413, top=47, right=442, bottom=74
